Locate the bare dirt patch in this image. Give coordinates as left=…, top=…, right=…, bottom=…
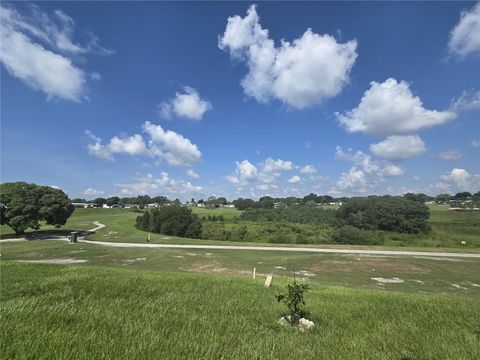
left=16, top=258, right=87, bottom=264
left=308, top=256, right=430, bottom=274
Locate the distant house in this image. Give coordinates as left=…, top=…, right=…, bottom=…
left=124, top=204, right=136, bottom=209
left=72, top=202, right=89, bottom=208
left=147, top=203, right=159, bottom=208
left=223, top=204, right=235, bottom=208
left=196, top=203, right=205, bottom=207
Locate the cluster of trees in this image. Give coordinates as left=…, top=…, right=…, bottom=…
left=336, top=196, right=431, bottom=234
left=232, top=194, right=342, bottom=210
left=0, top=182, right=74, bottom=234
left=135, top=205, right=202, bottom=238
left=240, top=206, right=338, bottom=226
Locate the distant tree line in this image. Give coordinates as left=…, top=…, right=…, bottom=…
left=135, top=205, right=202, bottom=238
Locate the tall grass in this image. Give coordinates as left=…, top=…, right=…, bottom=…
left=2, top=262, right=479, bottom=360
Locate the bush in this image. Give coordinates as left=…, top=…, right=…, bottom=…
left=135, top=205, right=202, bottom=238
left=331, top=225, right=383, bottom=245
left=276, top=281, right=310, bottom=324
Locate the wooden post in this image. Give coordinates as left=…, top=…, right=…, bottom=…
left=253, top=267, right=256, bottom=279
left=264, top=274, right=273, bottom=287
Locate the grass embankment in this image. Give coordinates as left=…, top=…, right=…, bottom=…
left=1, top=262, right=479, bottom=360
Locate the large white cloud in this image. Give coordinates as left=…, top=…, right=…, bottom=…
left=337, top=78, right=456, bottom=136
left=262, top=157, right=294, bottom=173
left=331, top=167, right=370, bottom=194
left=0, top=4, right=110, bottom=102
left=332, top=146, right=405, bottom=195
left=440, top=168, right=473, bottom=190
left=86, top=122, right=201, bottom=167
left=143, top=121, right=202, bottom=166
left=159, top=86, right=212, bottom=121
left=448, top=2, right=480, bottom=58
left=85, top=130, right=148, bottom=162
left=369, top=135, right=426, bottom=160
left=219, top=5, right=357, bottom=109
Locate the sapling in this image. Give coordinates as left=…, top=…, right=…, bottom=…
left=276, top=280, right=310, bottom=324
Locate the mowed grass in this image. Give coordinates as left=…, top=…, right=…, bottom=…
left=1, top=262, right=479, bottom=360
left=2, top=240, right=480, bottom=298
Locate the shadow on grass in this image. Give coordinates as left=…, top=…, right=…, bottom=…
left=0, top=229, right=92, bottom=240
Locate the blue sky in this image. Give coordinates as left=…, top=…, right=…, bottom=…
left=1, top=1, right=479, bottom=200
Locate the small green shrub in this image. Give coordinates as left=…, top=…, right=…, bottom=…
left=276, top=281, right=310, bottom=324
left=331, top=225, right=384, bottom=245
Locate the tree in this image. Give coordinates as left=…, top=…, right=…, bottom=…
left=106, top=196, right=120, bottom=206
left=93, top=197, right=107, bottom=206
left=258, top=196, right=275, bottom=209
left=435, top=193, right=451, bottom=204
left=454, top=192, right=472, bottom=200
left=0, top=182, right=74, bottom=235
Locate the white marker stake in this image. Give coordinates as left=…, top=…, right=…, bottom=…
left=253, top=267, right=256, bottom=279
left=265, top=274, right=273, bottom=287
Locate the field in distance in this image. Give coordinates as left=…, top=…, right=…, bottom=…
left=1, top=205, right=479, bottom=250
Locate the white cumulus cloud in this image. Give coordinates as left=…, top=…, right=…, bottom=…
left=299, top=165, right=317, bottom=174
left=262, top=157, right=294, bottom=173
left=448, top=2, right=480, bottom=58
left=86, top=122, right=201, bottom=167
left=441, top=168, right=472, bottom=190
left=219, top=5, right=357, bottom=109
left=369, top=135, right=426, bottom=160
left=331, top=167, right=370, bottom=194
left=143, top=121, right=202, bottom=167
left=0, top=4, right=110, bottom=102
left=159, top=86, right=212, bottom=121
left=187, top=169, right=200, bottom=179
left=337, top=78, right=456, bottom=136
left=83, top=188, right=104, bottom=196
left=288, top=175, right=301, bottom=184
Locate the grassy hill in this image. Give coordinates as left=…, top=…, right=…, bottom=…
left=1, top=262, right=479, bottom=360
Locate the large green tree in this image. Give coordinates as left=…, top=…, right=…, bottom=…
left=0, top=182, right=74, bottom=235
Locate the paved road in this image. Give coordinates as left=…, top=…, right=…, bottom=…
left=79, top=239, right=480, bottom=258
left=2, top=221, right=479, bottom=259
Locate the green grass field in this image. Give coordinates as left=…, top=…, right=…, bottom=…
left=2, top=205, right=479, bottom=359
left=1, top=262, right=479, bottom=360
